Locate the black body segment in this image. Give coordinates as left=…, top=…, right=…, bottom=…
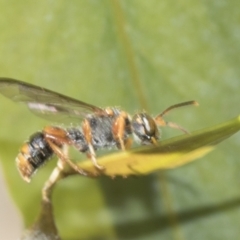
left=28, top=132, right=53, bottom=169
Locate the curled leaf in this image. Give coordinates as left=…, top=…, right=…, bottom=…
left=21, top=201, right=60, bottom=240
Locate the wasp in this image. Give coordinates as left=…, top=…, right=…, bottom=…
left=0, top=78, right=198, bottom=182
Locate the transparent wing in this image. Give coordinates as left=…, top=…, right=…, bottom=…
left=0, top=78, right=104, bottom=122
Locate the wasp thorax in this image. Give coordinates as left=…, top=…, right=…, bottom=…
left=131, top=113, right=159, bottom=144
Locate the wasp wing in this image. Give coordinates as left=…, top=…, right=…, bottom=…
left=0, top=78, right=103, bottom=122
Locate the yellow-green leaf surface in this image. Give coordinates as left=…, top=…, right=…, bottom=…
left=73, top=116, right=240, bottom=177
left=0, top=1, right=240, bottom=239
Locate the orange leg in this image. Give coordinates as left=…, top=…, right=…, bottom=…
left=82, top=119, right=104, bottom=170
left=43, top=126, right=88, bottom=176
left=112, top=111, right=132, bottom=150
left=43, top=126, right=72, bottom=145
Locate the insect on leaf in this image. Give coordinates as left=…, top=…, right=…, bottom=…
left=72, top=116, right=240, bottom=177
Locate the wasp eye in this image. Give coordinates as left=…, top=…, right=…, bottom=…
left=132, top=113, right=159, bottom=144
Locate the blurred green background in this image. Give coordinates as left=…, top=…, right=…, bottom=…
left=0, top=0, right=240, bottom=239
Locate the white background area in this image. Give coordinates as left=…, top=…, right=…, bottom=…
left=0, top=166, right=22, bottom=239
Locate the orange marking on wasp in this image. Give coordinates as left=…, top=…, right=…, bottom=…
left=112, top=111, right=130, bottom=150
left=0, top=78, right=198, bottom=182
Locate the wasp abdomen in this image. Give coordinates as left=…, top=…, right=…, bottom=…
left=16, top=132, right=53, bottom=182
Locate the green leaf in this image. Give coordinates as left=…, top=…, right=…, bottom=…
left=17, top=116, right=240, bottom=240
left=0, top=1, right=240, bottom=239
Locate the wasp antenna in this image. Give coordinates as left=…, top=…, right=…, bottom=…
left=166, top=121, right=190, bottom=134
left=156, top=100, right=199, bottom=118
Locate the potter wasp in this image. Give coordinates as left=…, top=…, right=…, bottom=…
left=0, top=78, right=198, bottom=182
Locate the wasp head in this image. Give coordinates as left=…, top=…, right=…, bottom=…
left=131, top=113, right=159, bottom=145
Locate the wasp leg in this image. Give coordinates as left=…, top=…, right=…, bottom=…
left=43, top=126, right=88, bottom=176
left=112, top=111, right=132, bottom=150
left=42, top=158, right=64, bottom=202
left=82, top=120, right=104, bottom=170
